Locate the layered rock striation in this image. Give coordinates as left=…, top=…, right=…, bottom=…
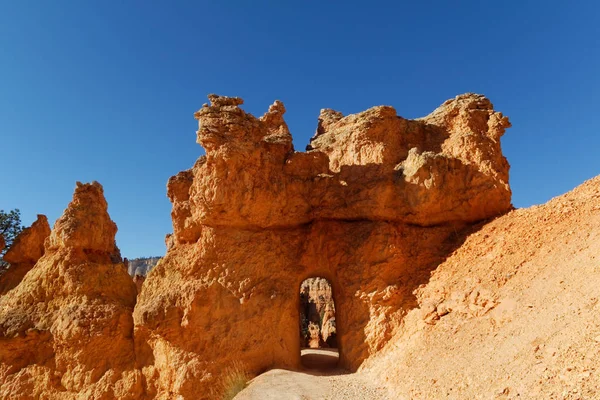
left=134, top=93, right=512, bottom=398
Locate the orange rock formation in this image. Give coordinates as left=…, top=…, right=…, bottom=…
left=133, top=93, right=512, bottom=398
left=0, top=182, right=138, bottom=399
left=299, top=278, right=336, bottom=348
left=0, top=214, right=51, bottom=296
left=133, top=274, right=145, bottom=295
left=0, top=93, right=517, bottom=399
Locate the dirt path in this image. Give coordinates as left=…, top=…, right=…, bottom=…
left=234, top=349, right=391, bottom=400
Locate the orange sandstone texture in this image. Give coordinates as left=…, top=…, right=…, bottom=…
left=0, top=94, right=515, bottom=399
left=133, top=274, right=146, bottom=295
left=0, top=214, right=51, bottom=296
left=0, top=182, right=138, bottom=400
left=133, top=93, right=513, bottom=399
left=299, top=278, right=336, bottom=348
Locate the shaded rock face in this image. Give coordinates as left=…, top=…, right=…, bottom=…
left=134, top=93, right=512, bottom=399
left=133, top=274, right=145, bottom=295
left=0, top=182, right=138, bottom=399
left=299, top=278, right=336, bottom=348
left=0, top=214, right=51, bottom=296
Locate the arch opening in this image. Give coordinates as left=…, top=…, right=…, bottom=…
left=299, top=277, right=339, bottom=370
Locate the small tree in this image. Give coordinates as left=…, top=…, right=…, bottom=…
left=0, top=209, right=24, bottom=270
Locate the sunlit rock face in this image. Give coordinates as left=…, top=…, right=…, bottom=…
left=134, top=93, right=512, bottom=399
left=0, top=95, right=512, bottom=399
left=299, top=278, right=336, bottom=348
left=0, top=214, right=51, bottom=296
left=0, top=182, right=139, bottom=400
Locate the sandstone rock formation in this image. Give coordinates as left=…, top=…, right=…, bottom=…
left=0, top=94, right=516, bottom=400
left=0, top=182, right=138, bottom=399
left=306, top=322, right=322, bottom=349
left=0, top=214, right=51, bottom=296
left=0, top=235, right=4, bottom=254
left=133, top=274, right=145, bottom=295
left=127, top=257, right=162, bottom=277
left=299, top=278, right=336, bottom=348
left=321, top=304, right=337, bottom=347
left=133, top=93, right=512, bottom=399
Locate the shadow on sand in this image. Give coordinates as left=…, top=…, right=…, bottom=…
left=300, top=348, right=351, bottom=376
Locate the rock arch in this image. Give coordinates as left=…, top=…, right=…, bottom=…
left=134, top=93, right=512, bottom=397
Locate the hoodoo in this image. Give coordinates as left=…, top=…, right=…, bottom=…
left=0, top=182, right=138, bottom=399
left=1, top=94, right=517, bottom=399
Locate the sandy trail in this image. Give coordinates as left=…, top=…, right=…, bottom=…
left=234, top=349, right=391, bottom=400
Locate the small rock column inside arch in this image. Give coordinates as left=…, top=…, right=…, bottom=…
left=300, top=278, right=337, bottom=348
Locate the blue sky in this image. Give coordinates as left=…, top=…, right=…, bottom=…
left=1, top=1, right=599, bottom=258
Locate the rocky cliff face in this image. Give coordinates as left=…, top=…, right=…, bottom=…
left=127, top=256, right=161, bottom=277
left=299, top=278, right=336, bottom=348
left=0, top=214, right=51, bottom=296
left=0, top=182, right=138, bottom=399
left=133, top=93, right=512, bottom=399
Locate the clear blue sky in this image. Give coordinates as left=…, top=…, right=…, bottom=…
left=1, top=1, right=599, bottom=258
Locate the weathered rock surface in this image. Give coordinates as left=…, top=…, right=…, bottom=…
left=299, top=278, right=336, bottom=348
left=0, top=94, right=516, bottom=399
left=320, top=304, right=337, bottom=347
left=0, top=182, right=138, bottom=399
left=133, top=274, right=145, bottom=295
left=169, top=94, right=510, bottom=241
left=134, top=93, right=513, bottom=399
left=126, top=257, right=161, bottom=277
left=0, top=214, right=51, bottom=296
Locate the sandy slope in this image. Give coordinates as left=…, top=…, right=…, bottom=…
left=367, top=175, right=600, bottom=399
